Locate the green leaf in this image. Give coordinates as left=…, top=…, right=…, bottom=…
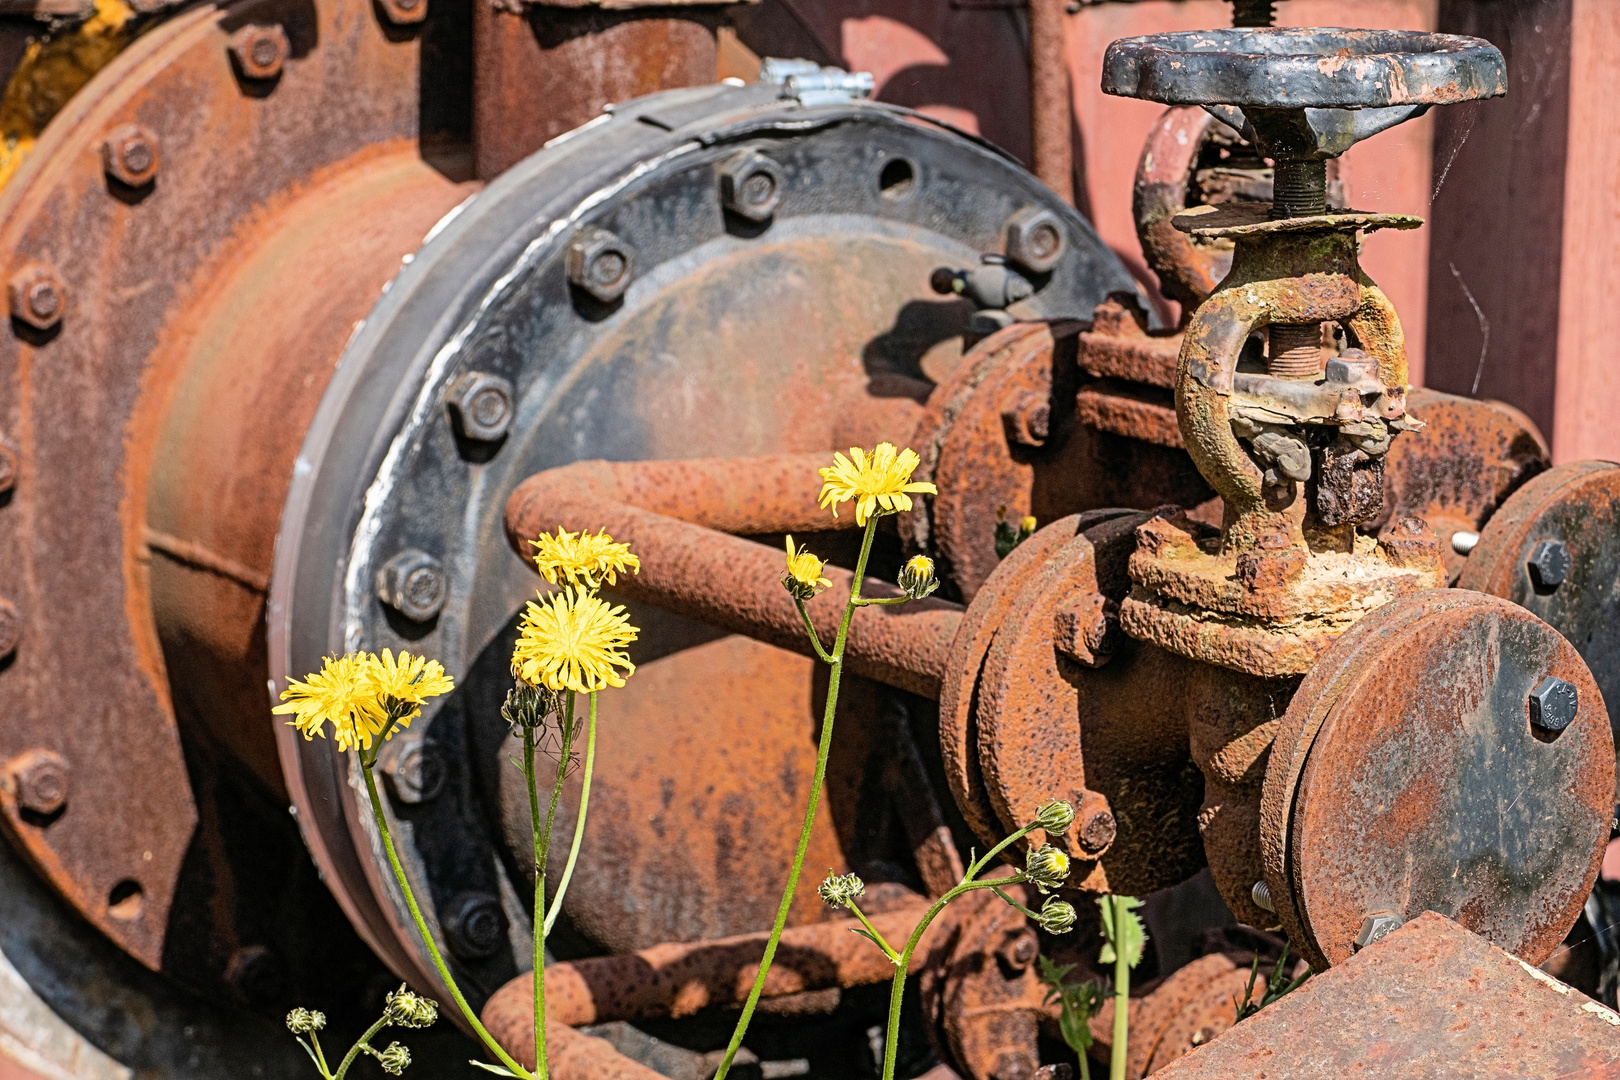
left=1096, top=895, right=1147, bottom=969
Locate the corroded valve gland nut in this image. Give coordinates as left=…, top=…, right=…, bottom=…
left=228, top=24, right=290, bottom=80
left=7, top=262, right=66, bottom=331
left=1528, top=676, right=1579, bottom=733
left=100, top=123, right=160, bottom=187
left=446, top=371, right=515, bottom=442
left=1004, top=205, right=1066, bottom=274
left=377, top=0, right=427, bottom=26
left=566, top=227, right=635, bottom=303
left=7, top=749, right=69, bottom=816
left=376, top=548, right=448, bottom=622
left=1353, top=911, right=1404, bottom=952
left=719, top=149, right=784, bottom=222
left=1527, top=538, right=1572, bottom=590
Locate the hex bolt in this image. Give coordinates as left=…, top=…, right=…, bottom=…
left=100, top=123, right=160, bottom=187
left=1527, top=538, right=1572, bottom=589
left=228, top=24, right=290, bottom=81
left=1353, top=911, right=1403, bottom=952
left=1528, top=676, right=1579, bottom=733
left=719, top=149, right=785, bottom=222
left=566, top=227, right=635, bottom=303
left=1076, top=808, right=1117, bottom=855
left=1251, top=879, right=1275, bottom=913
left=1004, top=206, right=1066, bottom=274
left=7, top=262, right=67, bottom=331
left=381, top=740, right=446, bottom=804
left=443, top=891, right=507, bottom=960
left=1001, top=390, right=1050, bottom=448
left=0, top=442, right=15, bottom=494
left=0, top=595, right=20, bottom=658
left=376, top=548, right=448, bottom=622
left=7, top=749, right=69, bottom=816
left=377, top=0, right=427, bottom=25
left=999, top=932, right=1039, bottom=971
left=446, top=371, right=515, bottom=442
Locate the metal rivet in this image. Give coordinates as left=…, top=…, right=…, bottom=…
left=446, top=371, right=515, bottom=443
left=566, top=227, right=635, bottom=303
left=1353, top=911, right=1403, bottom=951
left=228, top=24, right=290, bottom=81
left=7, top=749, right=69, bottom=815
left=7, top=262, right=66, bottom=331
left=444, top=892, right=506, bottom=960
left=1529, top=675, right=1579, bottom=732
left=1527, top=538, right=1571, bottom=589
left=1004, top=206, right=1066, bottom=274
left=376, top=548, right=447, bottom=622
left=719, top=149, right=784, bottom=222
left=100, top=123, right=160, bottom=187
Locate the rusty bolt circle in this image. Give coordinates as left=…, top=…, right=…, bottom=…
left=9, top=749, right=69, bottom=816
left=719, top=150, right=785, bottom=223
left=228, top=24, right=290, bottom=81
left=447, top=371, right=515, bottom=442
left=566, top=227, right=635, bottom=303
left=0, top=595, right=20, bottom=658
left=0, top=443, right=15, bottom=494
left=444, top=891, right=507, bottom=960
left=379, top=0, right=427, bottom=24
left=1528, top=675, right=1579, bottom=733
left=1527, top=538, right=1571, bottom=590
left=100, top=123, right=160, bottom=186
left=1353, top=911, right=1403, bottom=952
left=1004, top=206, right=1066, bottom=274
left=376, top=548, right=447, bottom=622
left=1076, top=809, right=1117, bottom=855
left=1001, top=390, right=1050, bottom=448
left=7, top=263, right=66, bottom=330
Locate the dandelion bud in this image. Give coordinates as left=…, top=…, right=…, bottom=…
left=783, top=536, right=833, bottom=601
left=1037, top=896, right=1078, bottom=935
left=1020, top=515, right=1038, bottom=538
left=383, top=984, right=438, bottom=1029
left=1033, top=799, right=1075, bottom=833
left=897, top=555, right=939, bottom=600
left=375, top=1041, right=412, bottom=1076
left=818, top=870, right=865, bottom=909
left=501, top=681, right=560, bottom=732
left=286, top=1007, right=326, bottom=1034
left=1025, top=844, right=1071, bottom=893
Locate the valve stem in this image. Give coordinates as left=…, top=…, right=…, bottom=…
left=1270, top=159, right=1329, bottom=219
left=1268, top=323, right=1324, bottom=378
left=1230, top=0, right=1276, bottom=28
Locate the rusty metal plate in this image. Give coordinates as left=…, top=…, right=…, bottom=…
left=1153, top=911, right=1620, bottom=1079
left=1263, top=590, right=1612, bottom=969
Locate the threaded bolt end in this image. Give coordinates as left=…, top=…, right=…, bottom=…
left=1230, top=0, right=1276, bottom=27
left=1269, top=323, right=1324, bottom=378
left=1270, top=159, right=1329, bottom=219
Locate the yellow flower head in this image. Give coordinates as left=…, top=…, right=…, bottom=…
left=512, top=586, right=639, bottom=693
left=530, top=527, right=640, bottom=590
left=817, top=442, right=937, bottom=526
left=364, top=648, right=455, bottom=727
left=782, top=535, right=832, bottom=601
left=274, top=653, right=388, bottom=753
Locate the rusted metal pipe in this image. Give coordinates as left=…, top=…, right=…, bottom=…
left=1029, top=0, right=1074, bottom=204
left=503, top=456, right=962, bottom=699
left=483, top=901, right=938, bottom=1068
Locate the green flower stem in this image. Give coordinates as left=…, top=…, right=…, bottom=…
left=332, top=1014, right=390, bottom=1080
left=544, top=691, right=597, bottom=937
left=358, top=764, right=531, bottom=1078
left=989, top=886, right=1039, bottom=920
left=1110, top=896, right=1130, bottom=1080
left=529, top=692, right=575, bottom=1080
left=793, top=596, right=834, bottom=663
left=712, top=516, right=881, bottom=1080
left=310, top=1031, right=332, bottom=1077
left=845, top=900, right=901, bottom=965
left=851, top=596, right=908, bottom=607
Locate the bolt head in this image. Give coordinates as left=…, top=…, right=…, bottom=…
left=719, top=149, right=784, bottom=222
left=1001, top=390, right=1050, bottom=448
left=228, top=24, right=290, bottom=80
left=1004, top=206, right=1066, bottom=274
left=1076, top=809, right=1117, bottom=855
left=1000, top=931, right=1039, bottom=970
left=1527, top=538, right=1572, bottom=589
left=444, top=892, right=507, bottom=960
left=379, top=0, right=427, bottom=23
left=7, top=262, right=66, bottom=330
left=8, top=749, right=69, bottom=816
left=446, top=371, right=515, bottom=442
left=381, top=740, right=446, bottom=804
left=1353, top=911, right=1403, bottom=951
left=101, top=123, right=160, bottom=186
left=566, top=227, right=635, bottom=303
left=376, top=548, right=448, bottom=622
left=1528, top=675, right=1579, bottom=733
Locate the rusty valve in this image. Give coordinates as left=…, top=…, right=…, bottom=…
left=227, top=24, right=290, bottom=81
left=7, top=262, right=67, bottom=331
left=100, top=123, right=160, bottom=187
left=6, top=749, right=70, bottom=816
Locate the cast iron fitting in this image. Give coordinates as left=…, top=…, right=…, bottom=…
left=1270, top=159, right=1328, bottom=220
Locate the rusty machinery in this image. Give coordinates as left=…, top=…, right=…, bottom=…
left=2, top=0, right=1620, bottom=1078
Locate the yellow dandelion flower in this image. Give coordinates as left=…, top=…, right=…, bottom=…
left=817, top=442, right=938, bottom=526
left=364, top=648, right=456, bottom=728
left=512, top=586, right=639, bottom=693
left=273, top=654, right=388, bottom=753
left=530, top=527, right=641, bottom=589
left=782, top=535, right=832, bottom=601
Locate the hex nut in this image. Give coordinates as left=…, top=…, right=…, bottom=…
left=1076, top=808, right=1117, bottom=855
left=1054, top=598, right=1117, bottom=669
left=380, top=739, right=446, bottom=804
left=719, top=149, right=784, bottom=222
left=1001, top=390, right=1050, bottom=447
left=377, top=0, right=426, bottom=25
left=376, top=548, right=448, bottom=622
left=228, top=24, right=290, bottom=80
left=8, top=749, right=69, bottom=816
left=1529, top=675, right=1579, bottom=733
left=447, top=371, right=515, bottom=442
left=7, top=262, right=66, bottom=330
left=1353, top=911, right=1403, bottom=952
left=1004, top=206, right=1066, bottom=273
left=0, top=595, right=20, bottom=657
left=1527, top=538, right=1572, bottom=590
left=444, top=891, right=507, bottom=960
left=100, top=123, right=160, bottom=187
left=566, top=227, right=635, bottom=303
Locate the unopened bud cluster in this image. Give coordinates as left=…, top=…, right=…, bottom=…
left=897, top=555, right=938, bottom=600
left=1038, top=896, right=1077, bottom=934
left=374, top=1041, right=412, bottom=1075
left=1025, top=844, right=1070, bottom=893
left=818, top=870, right=866, bottom=909
left=502, top=680, right=561, bottom=732
left=384, top=984, right=439, bottom=1029
left=1033, top=799, right=1075, bottom=833
left=285, top=1007, right=326, bottom=1034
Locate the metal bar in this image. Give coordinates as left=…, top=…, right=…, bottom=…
left=504, top=456, right=962, bottom=699
left=1029, top=0, right=1074, bottom=204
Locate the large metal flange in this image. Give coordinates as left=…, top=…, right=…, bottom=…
left=1260, top=590, right=1613, bottom=970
